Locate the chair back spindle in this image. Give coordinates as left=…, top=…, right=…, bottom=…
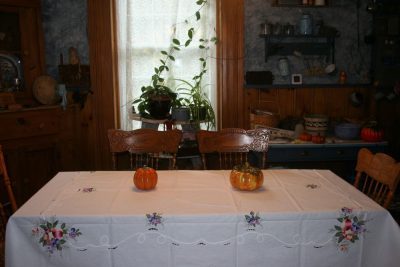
left=108, top=129, right=182, bottom=170
left=197, top=128, right=270, bottom=169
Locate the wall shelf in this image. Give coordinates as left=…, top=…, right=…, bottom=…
left=260, top=34, right=336, bottom=62
left=244, top=83, right=372, bottom=89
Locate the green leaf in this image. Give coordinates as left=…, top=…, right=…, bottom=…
left=161, top=50, right=168, bottom=55
left=199, top=45, right=205, bottom=49
left=188, top=28, right=194, bottom=38
left=211, top=37, right=218, bottom=43
left=169, top=55, right=175, bottom=61
left=196, top=0, right=204, bottom=5
left=334, top=225, right=342, bottom=231
left=158, top=78, right=164, bottom=82
left=174, top=46, right=181, bottom=51
left=160, top=60, right=166, bottom=65
left=154, top=67, right=159, bottom=74
left=196, top=11, right=200, bottom=20
left=172, top=38, right=180, bottom=45
left=185, top=40, right=192, bottom=47
left=61, top=223, right=66, bottom=229
left=159, top=66, right=165, bottom=72
left=165, top=66, right=169, bottom=71
left=199, top=58, right=205, bottom=61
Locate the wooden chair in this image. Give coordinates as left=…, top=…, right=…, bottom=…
left=354, top=148, right=400, bottom=209
left=107, top=129, right=183, bottom=170
left=196, top=128, right=270, bottom=169
left=0, top=145, right=18, bottom=246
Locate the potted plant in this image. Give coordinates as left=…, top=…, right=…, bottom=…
left=175, top=37, right=217, bottom=130
left=133, top=0, right=215, bottom=123
left=133, top=47, right=178, bottom=119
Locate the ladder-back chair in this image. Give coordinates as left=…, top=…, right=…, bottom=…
left=354, top=148, right=400, bottom=209
left=0, top=145, right=18, bottom=242
left=196, top=128, right=270, bottom=169
left=108, top=129, right=183, bottom=170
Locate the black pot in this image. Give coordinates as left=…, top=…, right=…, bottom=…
left=149, top=97, right=172, bottom=119
left=191, top=106, right=207, bottom=121
left=171, top=107, right=191, bottom=121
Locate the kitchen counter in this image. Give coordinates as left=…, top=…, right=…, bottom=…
left=265, top=139, right=388, bottom=181
left=268, top=139, right=387, bottom=162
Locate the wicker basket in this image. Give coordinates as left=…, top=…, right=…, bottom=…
left=250, top=110, right=279, bottom=129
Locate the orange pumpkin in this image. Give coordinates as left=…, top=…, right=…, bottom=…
left=230, top=163, right=264, bottom=191
left=299, top=132, right=312, bottom=141
left=133, top=166, right=158, bottom=190
left=361, top=127, right=384, bottom=142
left=311, top=133, right=325, bottom=144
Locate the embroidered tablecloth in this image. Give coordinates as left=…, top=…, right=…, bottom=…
left=6, top=170, right=400, bottom=267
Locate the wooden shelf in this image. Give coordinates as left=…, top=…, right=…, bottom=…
left=244, top=83, right=372, bottom=89
left=260, top=34, right=336, bottom=62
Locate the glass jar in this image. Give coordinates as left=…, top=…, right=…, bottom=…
left=278, top=57, right=290, bottom=76
left=299, top=14, right=313, bottom=35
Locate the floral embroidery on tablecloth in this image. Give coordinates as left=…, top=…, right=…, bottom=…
left=32, top=218, right=82, bottom=254
left=80, top=187, right=95, bottom=193
left=331, top=207, right=367, bottom=252
left=245, top=211, right=262, bottom=230
left=146, top=212, right=163, bottom=231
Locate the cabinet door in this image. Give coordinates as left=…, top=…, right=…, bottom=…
left=5, top=141, right=58, bottom=205
left=0, top=0, right=45, bottom=102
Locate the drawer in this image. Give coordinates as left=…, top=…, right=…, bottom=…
left=0, top=109, right=60, bottom=140
left=268, top=146, right=360, bottom=162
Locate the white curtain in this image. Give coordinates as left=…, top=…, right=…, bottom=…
left=116, top=0, right=217, bottom=130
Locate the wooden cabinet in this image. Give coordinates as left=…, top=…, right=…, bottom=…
left=0, top=0, right=45, bottom=103
left=0, top=105, right=80, bottom=206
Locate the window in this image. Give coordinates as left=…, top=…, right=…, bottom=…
left=115, top=0, right=217, bottom=130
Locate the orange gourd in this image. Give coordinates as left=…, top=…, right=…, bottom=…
left=133, top=166, right=158, bottom=190
left=311, top=133, right=325, bottom=144
left=299, top=132, right=312, bottom=141
left=230, top=163, right=264, bottom=191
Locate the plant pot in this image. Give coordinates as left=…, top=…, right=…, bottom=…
left=171, top=107, right=191, bottom=121
left=191, top=106, right=207, bottom=121
left=149, top=96, right=172, bottom=119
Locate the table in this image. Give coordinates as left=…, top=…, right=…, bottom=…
left=6, top=170, right=400, bottom=267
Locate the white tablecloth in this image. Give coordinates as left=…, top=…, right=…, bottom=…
left=6, top=170, right=400, bottom=267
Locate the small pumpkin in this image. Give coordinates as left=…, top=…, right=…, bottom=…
left=299, top=132, right=312, bottom=141
left=230, top=162, right=264, bottom=191
left=311, top=133, right=325, bottom=144
left=361, top=125, right=384, bottom=142
left=133, top=166, right=158, bottom=190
